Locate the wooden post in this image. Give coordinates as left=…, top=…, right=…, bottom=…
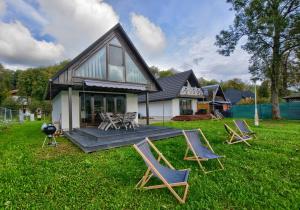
left=146, top=92, right=149, bottom=125
left=68, top=86, right=73, bottom=131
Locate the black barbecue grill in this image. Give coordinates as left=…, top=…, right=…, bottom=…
left=42, top=123, right=58, bottom=147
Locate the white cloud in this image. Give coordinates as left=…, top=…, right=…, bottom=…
left=0, top=0, right=6, bottom=17
left=173, top=36, right=251, bottom=81
left=38, top=0, right=119, bottom=58
left=0, top=21, right=64, bottom=66
left=131, top=13, right=166, bottom=53
left=7, top=0, right=46, bottom=25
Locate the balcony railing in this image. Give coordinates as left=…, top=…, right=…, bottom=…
left=179, top=86, right=204, bottom=97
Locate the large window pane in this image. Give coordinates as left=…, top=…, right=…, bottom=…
left=75, top=47, right=106, bottom=79
left=106, top=96, right=115, bottom=113
left=125, top=52, right=147, bottom=84
left=109, top=45, right=123, bottom=66
left=109, top=45, right=124, bottom=82
left=116, top=96, right=126, bottom=113
left=108, top=65, right=125, bottom=82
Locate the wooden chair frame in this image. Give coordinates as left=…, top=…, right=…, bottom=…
left=210, top=113, right=219, bottom=120
left=133, top=138, right=189, bottom=204
left=104, top=113, right=120, bottom=131
left=224, top=124, right=252, bottom=146
left=182, top=129, right=224, bottom=174
left=233, top=120, right=257, bottom=138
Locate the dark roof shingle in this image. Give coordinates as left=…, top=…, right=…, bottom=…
left=139, top=70, right=199, bottom=102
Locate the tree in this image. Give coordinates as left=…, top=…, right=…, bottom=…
left=198, top=77, right=219, bottom=86
left=258, top=80, right=270, bottom=98
left=158, top=70, right=175, bottom=78
left=216, top=0, right=300, bottom=119
left=0, top=64, right=14, bottom=104
left=17, top=61, right=68, bottom=100
left=221, top=78, right=247, bottom=91
left=149, top=66, right=160, bottom=78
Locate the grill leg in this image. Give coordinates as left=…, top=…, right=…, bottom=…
left=42, top=136, right=47, bottom=148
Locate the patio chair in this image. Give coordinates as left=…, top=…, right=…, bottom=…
left=133, top=138, right=190, bottom=204
left=182, top=129, right=224, bottom=173
left=104, top=113, right=121, bottom=131
left=210, top=113, right=218, bottom=120
left=224, top=124, right=252, bottom=146
left=233, top=120, right=256, bottom=138
left=122, top=112, right=138, bottom=130
left=214, top=110, right=224, bottom=119
left=98, top=113, right=108, bottom=130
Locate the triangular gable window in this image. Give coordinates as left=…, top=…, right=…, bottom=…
left=109, top=37, right=122, bottom=46
left=74, top=36, right=148, bottom=84
left=74, top=47, right=106, bottom=79
left=125, top=52, right=147, bottom=84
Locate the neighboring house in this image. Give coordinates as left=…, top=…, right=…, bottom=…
left=138, top=70, right=205, bottom=120
left=283, top=93, right=300, bottom=103
left=199, top=84, right=230, bottom=113
left=224, top=88, right=255, bottom=105
left=45, top=24, right=161, bottom=130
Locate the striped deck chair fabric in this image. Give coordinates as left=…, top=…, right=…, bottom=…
left=182, top=129, right=224, bottom=173
left=234, top=120, right=256, bottom=138
left=224, top=124, right=252, bottom=146
left=134, top=138, right=190, bottom=203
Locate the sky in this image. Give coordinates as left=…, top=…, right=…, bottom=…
left=0, top=0, right=252, bottom=81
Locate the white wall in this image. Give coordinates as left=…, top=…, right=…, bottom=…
left=139, top=100, right=173, bottom=120
left=138, top=98, right=199, bottom=120
left=52, top=90, right=80, bottom=131
left=192, top=99, right=198, bottom=114
left=172, top=99, right=180, bottom=116
left=126, top=93, right=138, bottom=122
left=52, top=92, right=62, bottom=124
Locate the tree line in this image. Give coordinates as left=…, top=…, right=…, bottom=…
left=0, top=55, right=297, bottom=113
left=0, top=61, right=68, bottom=112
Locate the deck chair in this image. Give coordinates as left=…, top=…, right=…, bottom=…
left=224, top=124, right=252, bottom=146
left=133, top=138, right=190, bottom=204
left=182, top=129, right=224, bottom=173
left=233, top=120, right=256, bottom=138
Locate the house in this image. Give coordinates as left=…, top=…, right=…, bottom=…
left=224, top=88, right=255, bottom=105
left=45, top=23, right=162, bottom=131
left=138, top=70, right=205, bottom=120
left=199, top=84, right=230, bottom=113
left=283, top=93, right=300, bottom=103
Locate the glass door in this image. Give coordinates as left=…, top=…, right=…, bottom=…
left=93, top=95, right=105, bottom=125
left=80, top=94, right=92, bottom=125
left=80, top=93, right=126, bottom=127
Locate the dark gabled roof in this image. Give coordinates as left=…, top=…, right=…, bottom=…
left=224, top=88, right=254, bottom=104
left=202, top=84, right=228, bottom=102
left=50, top=23, right=161, bottom=91
left=283, top=93, right=300, bottom=99
left=138, top=70, right=200, bottom=102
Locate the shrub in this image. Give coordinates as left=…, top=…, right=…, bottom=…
left=1, top=97, right=21, bottom=110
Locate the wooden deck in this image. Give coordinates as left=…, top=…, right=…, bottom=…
left=65, top=125, right=182, bottom=153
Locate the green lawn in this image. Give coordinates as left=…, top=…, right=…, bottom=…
left=0, top=120, right=299, bottom=209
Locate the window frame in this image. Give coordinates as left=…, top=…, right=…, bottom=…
left=107, top=42, right=126, bottom=82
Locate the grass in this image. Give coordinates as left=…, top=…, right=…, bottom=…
left=0, top=119, right=299, bottom=209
